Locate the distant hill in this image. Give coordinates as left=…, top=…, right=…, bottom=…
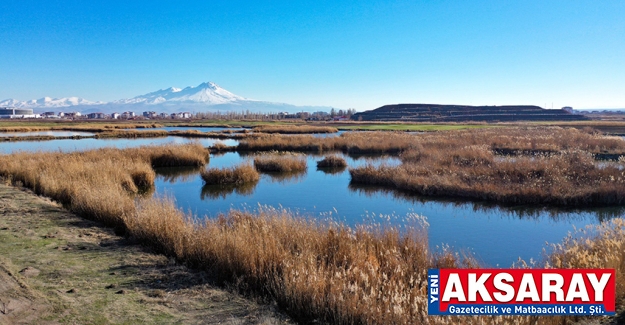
left=351, top=104, right=588, bottom=122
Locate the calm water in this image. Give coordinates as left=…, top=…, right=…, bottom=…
left=1, top=138, right=620, bottom=267
left=154, top=152, right=620, bottom=267
left=132, top=126, right=246, bottom=132
left=0, top=130, right=95, bottom=137
left=132, top=126, right=345, bottom=137
left=0, top=136, right=238, bottom=154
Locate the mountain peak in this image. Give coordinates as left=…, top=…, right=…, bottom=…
left=113, top=81, right=245, bottom=105
left=198, top=81, right=219, bottom=89
left=1, top=81, right=334, bottom=114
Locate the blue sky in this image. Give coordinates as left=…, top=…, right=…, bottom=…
left=1, top=1, right=624, bottom=110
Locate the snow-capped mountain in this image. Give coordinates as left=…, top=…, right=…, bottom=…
left=0, top=96, right=101, bottom=108
left=0, top=82, right=335, bottom=114
left=114, top=82, right=245, bottom=105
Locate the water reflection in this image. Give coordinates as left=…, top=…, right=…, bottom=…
left=0, top=136, right=239, bottom=154
left=152, top=151, right=617, bottom=267
left=201, top=182, right=258, bottom=200
left=154, top=166, right=204, bottom=183
left=317, top=166, right=347, bottom=175
left=260, top=170, right=308, bottom=184
left=131, top=126, right=246, bottom=133
left=0, top=131, right=95, bottom=137
left=347, top=183, right=623, bottom=222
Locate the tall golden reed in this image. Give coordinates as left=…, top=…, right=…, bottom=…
left=0, top=138, right=623, bottom=324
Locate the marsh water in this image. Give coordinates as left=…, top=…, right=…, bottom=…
left=0, top=136, right=238, bottom=154
left=1, top=135, right=620, bottom=267
left=154, top=152, right=619, bottom=267
left=129, top=126, right=246, bottom=133
left=0, top=130, right=95, bottom=137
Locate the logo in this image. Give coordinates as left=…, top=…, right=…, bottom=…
left=428, top=269, right=615, bottom=316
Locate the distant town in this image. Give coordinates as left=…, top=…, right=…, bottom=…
left=0, top=107, right=357, bottom=121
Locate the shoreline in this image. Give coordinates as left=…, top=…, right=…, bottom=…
left=0, top=184, right=292, bottom=324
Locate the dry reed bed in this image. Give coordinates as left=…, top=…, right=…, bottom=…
left=132, top=200, right=625, bottom=325
left=0, top=143, right=622, bottom=324
left=239, top=127, right=625, bottom=155
left=95, top=130, right=169, bottom=138
left=253, top=153, right=308, bottom=172
left=317, top=155, right=347, bottom=168
left=546, top=218, right=625, bottom=304
left=0, top=144, right=208, bottom=227
left=200, top=163, right=260, bottom=185
left=169, top=130, right=261, bottom=139
left=252, top=125, right=338, bottom=134
left=351, top=147, right=625, bottom=206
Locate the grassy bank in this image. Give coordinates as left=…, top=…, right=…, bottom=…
left=0, top=143, right=623, bottom=324
left=0, top=184, right=290, bottom=324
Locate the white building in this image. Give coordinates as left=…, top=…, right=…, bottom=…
left=0, top=108, right=39, bottom=119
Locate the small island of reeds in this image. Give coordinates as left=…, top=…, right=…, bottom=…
left=253, top=153, right=307, bottom=172
left=316, top=155, right=347, bottom=168
left=200, top=163, right=260, bottom=185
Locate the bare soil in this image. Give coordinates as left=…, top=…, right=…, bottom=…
left=0, top=184, right=293, bottom=325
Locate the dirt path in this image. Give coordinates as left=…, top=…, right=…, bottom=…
left=0, top=184, right=293, bottom=325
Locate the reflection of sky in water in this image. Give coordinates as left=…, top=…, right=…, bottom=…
left=1, top=135, right=619, bottom=267
left=154, top=152, right=619, bottom=268
left=0, top=136, right=238, bottom=154
left=0, top=131, right=94, bottom=137
left=131, top=126, right=245, bottom=133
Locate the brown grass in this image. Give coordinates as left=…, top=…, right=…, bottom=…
left=95, top=130, right=169, bottom=138
left=545, top=218, right=625, bottom=308
left=239, top=127, right=625, bottom=155
left=316, top=155, right=347, bottom=168
left=252, top=125, right=338, bottom=134
left=134, top=202, right=471, bottom=324
left=253, top=153, right=308, bottom=173
left=133, top=199, right=625, bottom=325
left=350, top=145, right=625, bottom=206
left=0, top=144, right=208, bottom=227
left=169, top=130, right=260, bottom=139
left=0, top=142, right=623, bottom=324
left=200, top=163, right=260, bottom=185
